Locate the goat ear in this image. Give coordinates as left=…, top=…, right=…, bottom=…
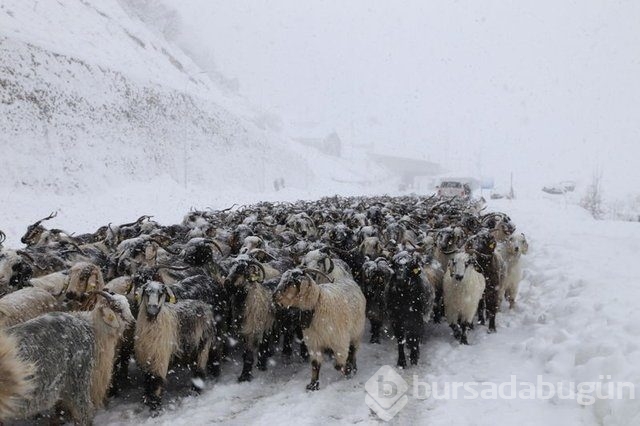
left=324, top=256, right=334, bottom=274
left=100, top=306, right=120, bottom=328
left=134, top=283, right=146, bottom=303
left=165, top=286, right=177, bottom=304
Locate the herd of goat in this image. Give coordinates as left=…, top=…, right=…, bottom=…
left=0, top=194, right=528, bottom=424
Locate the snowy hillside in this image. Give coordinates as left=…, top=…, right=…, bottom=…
left=0, top=1, right=388, bottom=203
left=0, top=0, right=394, bottom=244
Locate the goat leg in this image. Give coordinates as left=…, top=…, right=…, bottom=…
left=397, top=340, right=407, bottom=368
left=143, top=372, right=165, bottom=411
left=256, top=335, right=271, bottom=371
left=238, top=345, right=254, bottom=382
left=370, top=319, right=382, bottom=344
left=408, top=335, right=420, bottom=365
left=477, top=297, right=486, bottom=325
left=344, top=344, right=358, bottom=377
left=307, top=359, right=321, bottom=391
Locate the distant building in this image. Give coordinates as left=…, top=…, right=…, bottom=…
left=369, top=153, right=444, bottom=190
left=293, top=131, right=342, bottom=157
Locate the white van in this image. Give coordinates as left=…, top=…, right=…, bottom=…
left=437, top=180, right=471, bottom=198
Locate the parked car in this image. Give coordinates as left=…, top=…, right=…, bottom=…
left=542, top=180, right=576, bottom=195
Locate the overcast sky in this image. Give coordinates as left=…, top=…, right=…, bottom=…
left=171, top=0, right=640, bottom=195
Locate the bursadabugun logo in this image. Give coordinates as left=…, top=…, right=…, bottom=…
left=365, top=365, right=409, bottom=421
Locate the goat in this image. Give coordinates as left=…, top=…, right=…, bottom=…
left=0, top=250, right=34, bottom=297
left=0, top=287, right=59, bottom=328
left=134, top=281, right=216, bottom=410
left=360, top=257, right=394, bottom=343
left=29, top=262, right=105, bottom=310
left=224, top=255, right=278, bottom=381
left=443, top=252, right=486, bottom=344
left=0, top=291, right=132, bottom=424
left=273, top=268, right=365, bottom=391
left=470, top=230, right=501, bottom=332
left=497, top=233, right=528, bottom=309
left=386, top=251, right=434, bottom=368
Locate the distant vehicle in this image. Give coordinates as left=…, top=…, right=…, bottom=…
left=542, top=180, right=577, bottom=195
left=437, top=180, right=471, bottom=198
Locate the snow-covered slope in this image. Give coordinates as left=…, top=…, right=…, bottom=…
left=0, top=0, right=390, bottom=203
left=0, top=0, right=309, bottom=195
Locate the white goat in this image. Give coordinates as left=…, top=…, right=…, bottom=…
left=443, top=252, right=486, bottom=345
left=273, top=268, right=365, bottom=390
left=497, top=233, right=528, bottom=309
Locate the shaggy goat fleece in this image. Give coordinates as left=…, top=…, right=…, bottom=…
left=0, top=331, right=35, bottom=419
left=443, top=257, right=486, bottom=325
left=299, top=281, right=365, bottom=366
left=0, top=287, right=58, bottom=328
left=3, top=313, right=97, bottom=423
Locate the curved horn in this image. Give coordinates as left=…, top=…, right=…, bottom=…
left=301, top=267, right=334, bottom=283
left=164, top=285, right=177, bottom=304
left=91, top=290, right=115, bottom=302
left=324, top=255, right=334, bottom=274
left=16, top=250, right=48, bottom=270
left=202, top=239, right=224, bottom=256
left=0, top=230, right=5, bottom=245
left=248, top=260, right=266, bottom=282
left=32, top=211, right=58, bottom=228
left=156, top=264, right=191, bottom=271
left=249, top=248, right=277, bottom=261
left=150, top=237, right=181, bottom=255
left=120, top=215, right=152, bottom=229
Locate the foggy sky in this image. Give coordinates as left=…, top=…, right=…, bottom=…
left=173, top=0, right=640, bottom=196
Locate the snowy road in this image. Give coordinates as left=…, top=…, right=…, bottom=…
left=89, top=196, right=639, bottom=426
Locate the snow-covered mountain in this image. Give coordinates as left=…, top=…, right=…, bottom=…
left=0, top=0, right=311, bottom=194
left=0, top=0, right=395, bottom=243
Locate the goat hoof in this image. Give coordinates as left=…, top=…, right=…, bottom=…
left=397, top=360, right=407, bottom=369
left=410, top=358, right=418, bottom=366
left=238, top=373, right=253, bottom=382
left=306, top=381, right=320, bottom=391
left=369, top=336, right=381, bottom=344
left=209, top=365, right=221, bottom=378
left=487, top=328, right=496, bottom=334
left=257, top=363, right=268, bottom=371
left=334, top=363, right=344, bottom=371
left=344, top=365, right=357, bottom=378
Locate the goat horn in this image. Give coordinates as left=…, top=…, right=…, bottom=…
left=91, top=290, right=115, bottom=302
left=249, top=248, right=276, bottom=261
left=31, top=211, right=58, bottom=228
left=301, top=267, right=334, bottom=283
left=247, top=260, right=266, bottom=282
left=164, top=285, right=177, bottom=304
left=156, top=264, right=191, bottom=271
left=16, top=250, right=48, bottom=270
left=204, top=239, right=224, bottom=256
left=150, top=237, right=181, bottom=255
left=0, top=230, right=5, bottom=245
